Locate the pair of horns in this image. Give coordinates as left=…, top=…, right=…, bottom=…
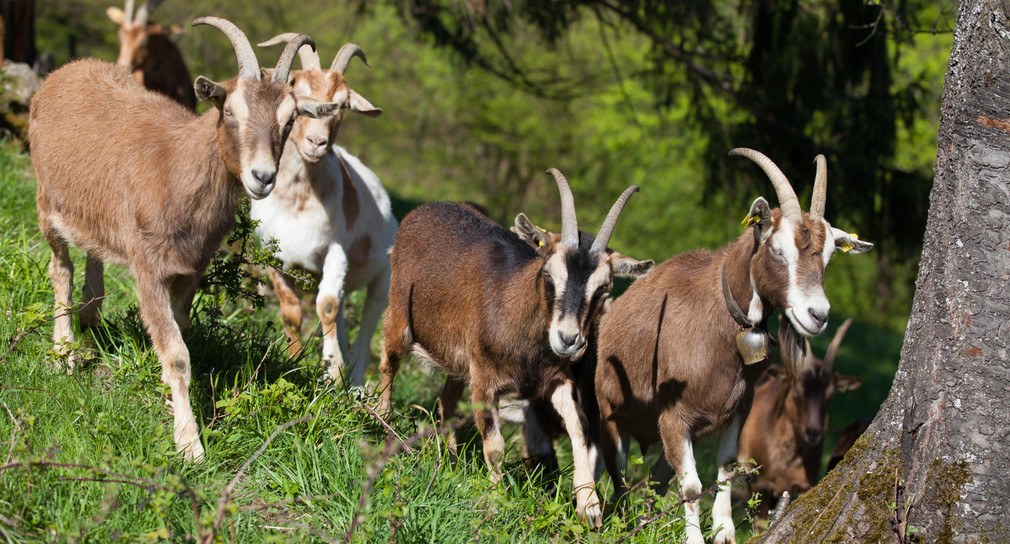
left=122, top=0, right=162, bottom=28
left=546, top=168, right=639, bottom=254
left=258, top=33, right=370, bottom=75
left=192, top=17, right=312, bottom=84
left=729, top=148, right=828, bottom=220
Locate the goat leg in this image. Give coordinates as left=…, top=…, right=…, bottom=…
left=712, top=413, right=743, bottom=544
left=550, top=380, right=603, bottom=528
left=659, top=412, right=704, bottom=544
left=472, top=385, right=504, bottom=484
left=269, top=267, right=303, bottom=357
left=438, top=375, right=465, bottom=465
left=80, top=253, right=105, bottom=331
left=45, top=236, right=76, bottom=371
left=136, top=270, right=204, bottom=461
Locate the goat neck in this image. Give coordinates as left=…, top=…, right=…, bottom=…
left=722, top=231, right=772, bottom=328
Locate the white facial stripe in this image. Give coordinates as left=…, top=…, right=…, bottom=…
left=776, top=217, right=830, bottom=336
left=545, top=252, right=583, bottom=356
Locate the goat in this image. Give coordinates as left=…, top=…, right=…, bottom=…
left=250, top=34, right=392, bottom=388
left=593, top=148, right=873, bottom=544
left=377, top=170, right=653, bottom=526
left=29, top=17, right=328, bottom=460
left=737, top=317, right=862, bottom=519
left=106, top=0, right=196, bottom=110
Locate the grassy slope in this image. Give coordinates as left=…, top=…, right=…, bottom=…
left=0, top=139, right=905, bottom=542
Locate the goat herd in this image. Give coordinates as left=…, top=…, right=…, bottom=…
left=25, top=4, right=874, bottom=542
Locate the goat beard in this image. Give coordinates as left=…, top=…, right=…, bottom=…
left=778, top=318, right=808, bottom=383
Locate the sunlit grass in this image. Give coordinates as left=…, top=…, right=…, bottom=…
left=0, top=140, right=905, bottom=542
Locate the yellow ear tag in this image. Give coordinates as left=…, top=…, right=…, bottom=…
left=841, top=233, right=859, bottom=253
left=538, top=227, right=547, bottom=247
left=741, top=213, right=761, bottom=227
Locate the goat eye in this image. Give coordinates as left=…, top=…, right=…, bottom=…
left=223, top=106, right=233, bottom=117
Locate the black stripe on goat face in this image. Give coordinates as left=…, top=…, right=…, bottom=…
left=542, top=245, right=612, bottom=359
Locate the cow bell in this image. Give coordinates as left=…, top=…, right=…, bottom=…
left=736, top=326, right=772, bottom=365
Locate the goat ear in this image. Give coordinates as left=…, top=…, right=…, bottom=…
left=194, top=76, right=227, bottom=109
left=514, top=213, right=550, bottom=250
left=744, top=197, right=773, bottom=241
left=107, top=6, right=126, bottom=25
left=347, top=89, right=382, bottom=117
left=831, top=227, right=873, bottom=254
left=297, top=100, right=341, bottom=120
left=611, top=252, right=655, bottom=279
left=834, top=374, right=863, bottom=392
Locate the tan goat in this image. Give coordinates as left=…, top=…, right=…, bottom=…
left=29, top=17, right=328, bottom=460
left=106, top=0, right=196, bottom=110
left=594, top=149, right=872, bottom=544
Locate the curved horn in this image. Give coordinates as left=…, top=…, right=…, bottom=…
left=272, top=34, right=315, bottom=83
left=134, top=0, right=163, bottom=27
left=123, top=0, right=136, bottom=26
left=591, top=185, right=640, bottom=254
left=546, top=168, right=579, bottom=248
left=330, top=43, right=370, bottom=74
left=822, top=317, right=853, bottom=374
left=258, top=33, right=321, bottom=71
left=192, top=16, right=261, bottom=80
left=810, top=154, right=828, bottom=220
left=729, top=148, right=802, bottom=219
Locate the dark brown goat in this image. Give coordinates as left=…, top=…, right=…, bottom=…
left=377, top=170, right=653, bottom=526
left=106, top=0, right=196, bottom=110
left=30, top=17, right=326, bottom=460
left=594, top=149, right=872, bottom=544
left=737, top=317, right=862, bottom=519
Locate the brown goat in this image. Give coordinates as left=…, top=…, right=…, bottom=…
left=737, top=317, right=862, bottom=519
left=377, top=170, right=653, bottom=526
left=106, top=0, right=196, bottom=110
left=29, top=17, right=326, bottom=460
left=594, top=149, right=872, bottom=544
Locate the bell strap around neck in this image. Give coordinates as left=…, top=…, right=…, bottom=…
left=722, top=263, right=754, bottom=329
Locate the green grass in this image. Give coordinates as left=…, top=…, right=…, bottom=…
left=0, top=141, right=905, bottom=543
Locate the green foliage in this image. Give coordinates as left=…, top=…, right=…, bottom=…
left=11, top=0, right=941, bottom=536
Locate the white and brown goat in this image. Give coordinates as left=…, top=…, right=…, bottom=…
left=377, top=170, right=653, bottom=526
left=737, top=317, right=862, bottom=519
left=29, top=17, right=327, bottom=460
left=106, top=0, right=195, bottom=110
left=594, top=148, right=872, bottom=544
left=250, top=34, right=392, bottom=387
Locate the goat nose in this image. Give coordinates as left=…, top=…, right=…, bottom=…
left=808, top=308, right=828, bottom=329
left=559, top=332, right=580, bottom=350
left=805, top=427, right=824, bottom=444
left=307, top=135, right=327, bottom=148
left=252, top=169, right=276, bottom=187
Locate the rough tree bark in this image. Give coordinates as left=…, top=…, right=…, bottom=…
left=757, top=1, right=1010, bottom=542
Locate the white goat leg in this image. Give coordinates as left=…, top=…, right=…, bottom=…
left=550, top=381, right=603, bottom=528
left=712, top=414, right=742, bottom=544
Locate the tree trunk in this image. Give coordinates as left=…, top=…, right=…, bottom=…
left=757, top=1, right=1010, bottom=542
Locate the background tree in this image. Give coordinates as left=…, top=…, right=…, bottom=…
left=383, top=0, right=955, bottom=319
left=758, top=0, right=1010, bottom=540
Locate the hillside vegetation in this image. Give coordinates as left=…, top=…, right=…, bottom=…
left=0, top=1, right=944, bottom=541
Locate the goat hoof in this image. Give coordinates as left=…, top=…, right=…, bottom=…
left=579, top=501, right=603, bottom=528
